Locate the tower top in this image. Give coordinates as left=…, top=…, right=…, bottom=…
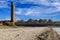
left=11, top=2, right=14, bottom=5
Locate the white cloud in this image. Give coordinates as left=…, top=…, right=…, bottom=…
left=25, top=8, right=40, bottom=16
left=51, top=2, right=60, bottom=10
left=0, top=1, right=10, bottom=8
left=25, top=11, right=32, bottom=15
left=15, top=8, right=22, bottom=14
left=17, top=0, right=60, bottom=9
left=15, top=0, right=60, bottom=17
left=16, top=8, right=41, bottom=16
left=5, top=17, right=10, bottom=20
left=16, top=7, right=60, bottom=17
left=0, top=17, right=10, bottom=20
left=16, top=0, right=50, bottom=6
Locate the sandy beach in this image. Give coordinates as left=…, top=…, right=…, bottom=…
left=0, top=27, right=59, bottom=40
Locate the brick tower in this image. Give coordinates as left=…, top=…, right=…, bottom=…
left=11, top=2, right=16, bottom=25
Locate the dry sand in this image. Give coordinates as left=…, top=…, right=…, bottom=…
left=0, top=27, right=59, bottom=40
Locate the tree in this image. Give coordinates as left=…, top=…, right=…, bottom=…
left=18, top=19, right=25, bottom=24
left=34, top=19, right=38, bottom=22
left=47, top=19, right=52, bottom=23
left=34, top=19, right=38, bottom=23
left=43, top=19, right=47, bottom=23
left=38, top=19, right=47, bottom=23
left=27, top=19, right=33, bottom=23
left=38, top=19, right=43, bottom=23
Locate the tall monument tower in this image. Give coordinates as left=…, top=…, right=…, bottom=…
left=11, top=2, right=16, bottom=24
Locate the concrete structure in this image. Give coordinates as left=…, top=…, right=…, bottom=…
left=0, top=2, right=16, bottom=26
left=0, top=21, right=3, bottom=25
left=11, top=2, right=16, bottom=25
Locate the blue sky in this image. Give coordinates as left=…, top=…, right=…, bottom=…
left=0, top=0, right=60, bottom=21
